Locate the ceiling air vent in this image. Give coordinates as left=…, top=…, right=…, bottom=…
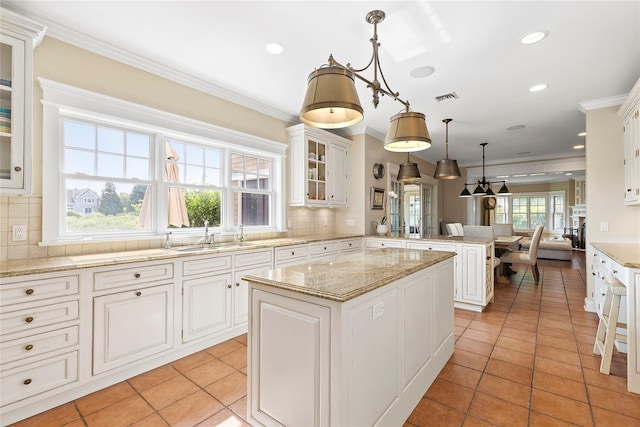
left=435, top=92, right=458, bottom=103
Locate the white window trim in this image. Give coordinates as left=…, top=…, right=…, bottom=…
left=40, top=78, right=287, bottom=245
left=505, top=190, right=566, bottom=232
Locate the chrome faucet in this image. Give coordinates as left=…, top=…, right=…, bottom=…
left=203, top=220, right=213, bottom=244
left=237, top=223, right=244, bottom=242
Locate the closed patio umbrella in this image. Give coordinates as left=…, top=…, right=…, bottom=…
left=137, top=142, right=189, bottom=228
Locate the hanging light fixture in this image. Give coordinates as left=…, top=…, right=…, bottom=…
left=434, top=118, right=461, bottom=179
left=459, top=143, right=512, bottom=197
left=397, top=153, right=421, bottom=182
left=300, top=10, right=431, bottom=151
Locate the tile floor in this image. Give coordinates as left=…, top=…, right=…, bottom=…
left=9, top=257, right=640, bottom=427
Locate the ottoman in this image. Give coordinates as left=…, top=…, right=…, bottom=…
left=520, top=237, right=573, bottom=261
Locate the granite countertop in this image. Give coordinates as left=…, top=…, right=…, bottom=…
left=0, top=234, right=361, bottom=278
left=243, top=248, right=456, bottom=302
left=592, top=242, right=640, bottom=269
left=367, top=234, right=494, bottom=244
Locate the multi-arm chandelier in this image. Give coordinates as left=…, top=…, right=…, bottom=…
left=459, top=143, right=512, bottom=197
left=300, top=10, right=431, bottom=152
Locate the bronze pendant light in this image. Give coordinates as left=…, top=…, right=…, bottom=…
left=459, top=143, right=512, bottom=197
left=433, top=118, right=461, bottom=179
left=300, top=10, right=431, bottom=151
left=397, top=153, right=421, bottom=182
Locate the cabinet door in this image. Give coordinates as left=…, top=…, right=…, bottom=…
left=0, top=34, right=25, bottom=192
left=460, top=245, right=485, bottom=304
left=182, top=273, right=232, bottom=342
left=623, top=110, right=640, bottom=205
left=306, top=136, right=328, bottom=205
left=234, top=265, right=271, bottom=326
left=93, top=284, right=174, bottom=374
left=329, top=143, right=348, bottom=206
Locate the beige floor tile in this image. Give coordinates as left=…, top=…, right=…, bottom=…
left=75, top=381, right=136, bottom=416
left=140, top=374, right=200, bottom=410
left=158, top=390, right=224, bottom=427
left=204, top=371, right=247, bottom=406
left=84, top=395, right=154, bottom=427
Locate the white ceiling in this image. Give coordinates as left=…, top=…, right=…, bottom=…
left=5, top=1, right=640, bottom=183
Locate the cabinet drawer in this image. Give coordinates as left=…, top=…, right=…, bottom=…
left=235, top=249, right=273, bottom=268
left=1, top=326, right=79, bottom=364
left=1, top=351, right=78, bottom=406
left=366, top=239, right=402, bottom=249
left=309, top=242, right=339, bottom=256
left=0, top=301, right=79, bottom=335
left=0, top=275, right=78, bottom=307
left=93, top=262, right=174, bottom=291
left=275, top=245, right=308, bottom=264
left=340, top=238, right=362, bottom=253
left=183, top=254, right=232, bottom=277
left=406, top=242, right=457, bottom=252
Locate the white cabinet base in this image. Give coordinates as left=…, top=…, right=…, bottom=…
left=247, top=259, right=454, bottom=426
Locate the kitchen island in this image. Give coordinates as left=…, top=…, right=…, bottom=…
left=243, top=248, right=456, bottom=427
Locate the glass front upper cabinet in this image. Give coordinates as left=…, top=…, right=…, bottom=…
left=0, top=8, right=46, bottom=195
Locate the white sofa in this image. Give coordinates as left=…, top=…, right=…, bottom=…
left=520, top=237, right=572, bottom=260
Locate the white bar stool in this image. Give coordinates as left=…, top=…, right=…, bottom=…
left=593, top=276, right=628, bottom=375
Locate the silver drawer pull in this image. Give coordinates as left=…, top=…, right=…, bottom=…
left=134, top=273, right=141, bottom=279
left=25, top=289, right=34, bottom=295
left=25, top=344, right=34, bottom=351
left=23, top=379, right=32, bottom=385
left=136, top=291, right=142, bottom=296
left=25, top=316, right=34, bottom=323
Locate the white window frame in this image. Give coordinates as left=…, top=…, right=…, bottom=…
left=500, top=191, right=566, bottom=232
left=40, top=78, right=287, bottom=245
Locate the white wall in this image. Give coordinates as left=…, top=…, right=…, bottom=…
left=584, top=105, right=640, bottom=310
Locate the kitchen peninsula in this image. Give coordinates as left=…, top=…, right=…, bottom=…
left=243, top=248, right=456, bottom=427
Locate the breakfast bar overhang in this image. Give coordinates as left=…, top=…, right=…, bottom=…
left=243, top=248, right=456, bottom=426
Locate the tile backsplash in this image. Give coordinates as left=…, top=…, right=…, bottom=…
left=0, top=196, right=337, bottom=261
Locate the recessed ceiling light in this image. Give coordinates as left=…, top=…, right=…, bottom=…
left=512, top=174, right=528, bottom=177
left=577, top=132, right=586, bottom=137
left=529, top=84, right=548, bottom=92
left=496, top=175, right=510, bottom=178
left=507, top=125, right=525, bottom=131
left=410, top=66, right=436, bottom=78
left=530, top=173, right=546, bottom=176
left=573, top=144, right=585, bottom=149
left=265, top=43, right=284, bottom=54
left=521, top=31, right=548, bottom=45
left=565, top=172, right=573, bottom=176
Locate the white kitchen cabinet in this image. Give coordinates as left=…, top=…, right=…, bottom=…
left=233, top=249, right=273, bottom=326
left=247, top=257, right=454, bottom=426
left=286, top=124, right=351, bottom=207
left=370, top=237, right=494, bottom=312
left=308, top=240, right=339, bottom=262
left=181, top=253, right=234, bottom=343
left=339, top=237, right=362, bottom=254
left=631, top=271, right=640, bottom=393
left=619, top=77, right=640, bottom=205
left=365, top=238, right=403, bottom=249
left=93, top=283, right=174, bottom=374
left=0, top=8, right=45, bottom=195
left=182, top=274, right=233, bottom=342
left=0, top=272, right=80, bottom=408
left=274, top=244, right=309, bottom=268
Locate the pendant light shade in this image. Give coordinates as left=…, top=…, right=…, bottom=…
left=300, top=67, right=364, bottom=129
left=434, top=118, right=461, bottom=179
left=472, top=184, right=486, bottom=195
left=397, top=153, right=421, bottom=182
left=384, top=112, right=432, bottom=152
left=498, top=181, right=512, bottom=195
left=484, top=186, right=496, bottom=197
left=460, top=185, right=472, bottom=197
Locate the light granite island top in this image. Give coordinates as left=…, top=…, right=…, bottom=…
left=243, top=247, right=456, bottom=302
left=245, top=247, right=456, bottom=426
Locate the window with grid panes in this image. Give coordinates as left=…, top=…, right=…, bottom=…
left=231, top=153, right=272, bottom=227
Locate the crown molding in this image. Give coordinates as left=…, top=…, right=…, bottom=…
left=578, top=94, right=627, bottom=113
left=618, top=78, right=640, bottom=118
left=7, top=4, right=297, bottom=124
